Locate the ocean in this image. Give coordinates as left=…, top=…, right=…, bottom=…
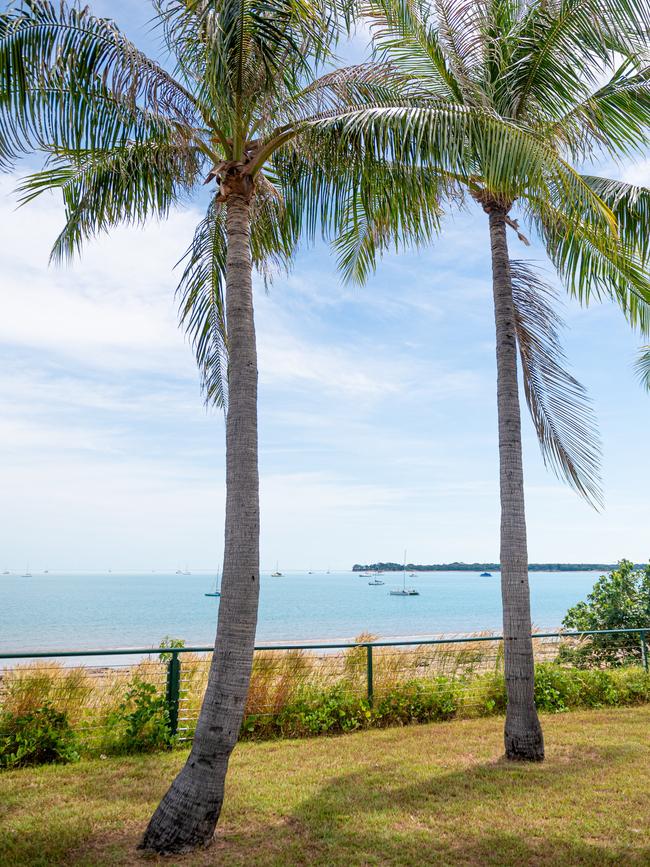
left=0, top=569, right=604, bottom=656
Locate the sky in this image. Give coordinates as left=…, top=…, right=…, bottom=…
left=1, top=1, right=649, bottom=572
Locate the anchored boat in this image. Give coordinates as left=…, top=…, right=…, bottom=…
left=205, top=565, right=222, bottom=598
left=389, top=551, right=419, bottom=596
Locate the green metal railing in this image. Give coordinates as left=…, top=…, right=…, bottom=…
left=1, top=628, right=648, bottom=738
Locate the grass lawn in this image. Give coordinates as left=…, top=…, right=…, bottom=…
left=2, top=706, right=650, bottom=866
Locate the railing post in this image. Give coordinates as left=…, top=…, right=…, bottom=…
left=641, top=632, right=648, bottom=673
left=366, top=644, right=374, bottom=707
left=166, top=650, right=181, bottom=736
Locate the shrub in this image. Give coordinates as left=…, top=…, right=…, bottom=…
left=277, top=684, right=370, bottom=737
left=374, top=677, right=458, bottom=726
left=100, top=678, right=172, bottom=755
left=158, top=636, right=186, bottom=663
left=561, top=560, right=650, bottom=667
left=462, top=670, right=507, bottom=716
left=0, top=703, right=79, bottom=768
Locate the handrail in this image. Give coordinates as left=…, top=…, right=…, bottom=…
left=0, top=627, right=647, bottom=660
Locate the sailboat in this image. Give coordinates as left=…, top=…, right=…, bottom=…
left=22, top=564, right=32, bottom=578
left=389, top=551, right=419, bottom=596
left=205, top=565, right=222, bottom=598
left=368, top=576, right=385, bottom=585
left=271, top=561, right=283, bottom=577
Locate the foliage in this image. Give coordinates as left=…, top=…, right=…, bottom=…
left=0, top=703, right=79, bottom=768
left=100, top=678, right=172, bottom=755
left=4, top=655, right=650, bottom=766
left=560, top=560, right=650, bottom=666
left=335, top=0, right=650, bottom=508
left=158, top=637, right=186, bottom=664
left=374, top=676, right=458, bottom=724
left=239, top=664, right=650, bottom=740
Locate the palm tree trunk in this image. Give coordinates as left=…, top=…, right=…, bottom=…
left=488, top=209, right=544, bottom=762
left=140, top=192, right=260, bottom=853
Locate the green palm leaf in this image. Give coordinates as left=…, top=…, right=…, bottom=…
left=635, top=347, right=650, bottom=391
left=511, top=260, right=602, bottom=508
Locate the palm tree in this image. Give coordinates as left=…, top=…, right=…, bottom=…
left=0, top=0, right=479, bottom=852
left=329, top=0, right=650, bottom=761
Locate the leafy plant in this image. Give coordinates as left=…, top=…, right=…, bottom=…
left=0, top=703, right=79, bottom=768
left=561, top=560, right=650, bottom=666
left=101, top=679, right=172, bottom=755
left=374, top=677, right=459, bottom=725
left=158, top=637, right=186, bottom=664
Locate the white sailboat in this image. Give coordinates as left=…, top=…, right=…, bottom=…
left=271, top=561, right=283, bottom=577
left=389, top=551, right=419, bottom=596
left=22, top=564, right=32, bottom=578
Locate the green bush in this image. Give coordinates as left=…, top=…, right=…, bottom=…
left=100, top=678, right=172, bottom=755
left=0, top=703, right=79, bottom=768
left=461, top=671, right=507, bottom=716
left=277, top=684, right=370, bottom=737
left=374, top=677, right=458, bottom=725
left=561, top=560, right=650, bottom=667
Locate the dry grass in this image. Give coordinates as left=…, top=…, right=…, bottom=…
left=2, top=705, right=650, bottom=866
left=0, top=660, right=168, bottom=750
left=0, top=632, right=594, bottom=749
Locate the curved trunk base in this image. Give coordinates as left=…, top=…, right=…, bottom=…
left=138, top=756, right=226, bottom=853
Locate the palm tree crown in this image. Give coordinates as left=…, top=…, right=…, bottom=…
left=330, top=0, right=650, bottom=505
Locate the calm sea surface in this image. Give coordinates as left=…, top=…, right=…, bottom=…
left=0, top=569, right=604, bottom=655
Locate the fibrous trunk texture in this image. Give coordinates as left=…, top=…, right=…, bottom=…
left=489, top=210, right=545, bottom=762
left=140, top=193, right=260, bottom=852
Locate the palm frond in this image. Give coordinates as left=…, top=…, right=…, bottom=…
left=511, top=260, right=602, bottom=508
left=0, top=0, right=200, bottom=164
left=331, top=162, right=447, bottom=283
left=365, top=0, right=464, bottom=101
left=153, top=0, right=341, bottom=150
left=635, top=347, right=650, bottom=392
left=553, top=61, right=650, bottom=161
left=177, top=175, right=299, bottom=408
left=581, top=175, right=650, bottom=266
left=530, top=196, right=650, bottom=335
left=16, top=135, right=203, bottom=262
left=176, top=199, right=230, bottom=410
left=507, top=0, right=650, bottom=122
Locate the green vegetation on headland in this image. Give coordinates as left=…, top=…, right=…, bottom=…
left=3, top=706, right=650, bottom=866
left=352, top=562, right=627, bottom=572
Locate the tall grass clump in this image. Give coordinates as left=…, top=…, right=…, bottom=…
left=4, top=634, right=650, bottom=767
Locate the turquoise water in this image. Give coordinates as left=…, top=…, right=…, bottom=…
left=0, top=569, right=604, bottom=654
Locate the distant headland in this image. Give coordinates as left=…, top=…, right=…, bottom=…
left=352, top=562, right=620, bottom=572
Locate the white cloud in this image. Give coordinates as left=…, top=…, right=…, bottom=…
left=622, top=159, right=650, bottom=186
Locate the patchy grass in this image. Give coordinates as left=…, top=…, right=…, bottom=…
left=2, top=706, right=650, bottom=866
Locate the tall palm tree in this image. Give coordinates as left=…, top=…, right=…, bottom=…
left=325, top=0, right=650, bottom=761
left=0, top=0, right=479, bottom=852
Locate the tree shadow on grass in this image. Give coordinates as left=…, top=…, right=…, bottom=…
left=213, top=744, right=649, bottom=866
left=2, top=741, right=648, bottom=866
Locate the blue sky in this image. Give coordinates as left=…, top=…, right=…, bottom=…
left=0, top=1, right=649, bottom=572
